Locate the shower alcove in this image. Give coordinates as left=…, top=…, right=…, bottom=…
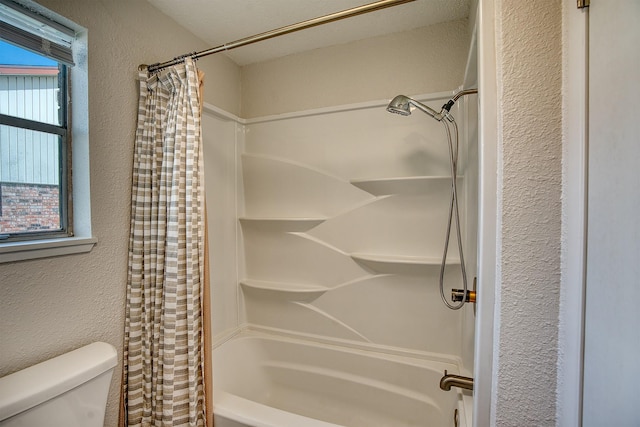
left=202, top=15, right=478, bottom=427
left=203, top=87, right=477, bottom=425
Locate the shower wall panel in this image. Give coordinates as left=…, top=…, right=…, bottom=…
left=202, top=110, right=243, bottom=340
left=239, top=96, right=472, bottom=357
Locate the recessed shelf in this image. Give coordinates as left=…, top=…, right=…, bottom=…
left=239, top=217, right=326, bottom=232
left=240, top=279, right=329, bottom=302
left=350, top=176, right=461, bottom=196
left=350, top=253, right=460, bottom=275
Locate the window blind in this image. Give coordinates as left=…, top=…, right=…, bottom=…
left=0, top=0, right=75, bottom=65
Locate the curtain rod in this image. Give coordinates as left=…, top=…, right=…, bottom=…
left=141, top=0, right=416, bottom=73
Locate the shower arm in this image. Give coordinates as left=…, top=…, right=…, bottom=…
left=440, top=88, right=478, bottom=120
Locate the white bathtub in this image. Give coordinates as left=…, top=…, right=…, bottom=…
left=213, top=330, right=469, bottom=427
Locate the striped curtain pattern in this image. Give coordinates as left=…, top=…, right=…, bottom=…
left=123, top=58, right=207, bottom=426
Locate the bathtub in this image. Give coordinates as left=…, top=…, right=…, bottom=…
left=213, top=330, right=470, bottom=427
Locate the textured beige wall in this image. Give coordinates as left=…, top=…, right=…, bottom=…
left=494, top=0, right=562, bottom=424
left=0, top=1, right=240, bottom=426
left=241, top=19, right=470, bottom=118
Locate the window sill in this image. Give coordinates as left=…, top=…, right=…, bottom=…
left=0, top=236, right=97, bottom=263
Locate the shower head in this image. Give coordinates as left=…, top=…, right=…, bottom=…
left=386, top=95, right=443, bottom=121
left=386, top=95, right=413, bottom=116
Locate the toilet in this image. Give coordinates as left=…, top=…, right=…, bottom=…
left=0, top=342, right=117, bottom=427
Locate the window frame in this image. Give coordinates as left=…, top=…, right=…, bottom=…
left=0, top=0, right=95, bottom=262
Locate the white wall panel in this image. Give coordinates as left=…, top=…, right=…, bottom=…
left=202, top=110, right=242, bottom=340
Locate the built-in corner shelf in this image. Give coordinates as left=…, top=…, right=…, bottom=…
left=240, top=279, right=329, bottom=302
left=350, top=253, right=460, bottom=275
left=350, top=176, right=460, bottom=196
left=239, top=217, right=326, bottom=232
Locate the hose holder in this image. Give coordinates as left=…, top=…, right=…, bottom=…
left=451, top=289, right=476, bottom=304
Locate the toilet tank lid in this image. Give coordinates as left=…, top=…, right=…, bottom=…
left=0, top=342, right=117, bottom=421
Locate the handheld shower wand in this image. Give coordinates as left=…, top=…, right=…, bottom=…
left=386, top=95, right=445, bottom=120
left=386, top=89, right=477, bottom=310
left=386, top=89, right=478, bottom=121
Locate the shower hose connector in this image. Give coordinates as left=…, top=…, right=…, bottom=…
left=451, top=289, right=476, bottom=304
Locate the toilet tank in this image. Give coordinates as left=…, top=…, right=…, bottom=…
left=0, top=342, right=117, bottom=427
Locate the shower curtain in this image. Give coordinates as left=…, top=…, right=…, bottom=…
left=121, top=58, right=209, bottom=427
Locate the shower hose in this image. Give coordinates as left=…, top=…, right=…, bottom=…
left=439, top=117, right=468, bottom=310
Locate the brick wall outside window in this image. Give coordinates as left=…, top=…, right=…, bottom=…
left=0, top=182, right=60, bottom=233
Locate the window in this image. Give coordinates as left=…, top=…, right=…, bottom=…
left=0, top=40, right=69, bottom=239
left=0, top=0, right=94, bottom=261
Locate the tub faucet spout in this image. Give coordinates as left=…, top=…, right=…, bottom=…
left=439, top=370, right=474, bottom=391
